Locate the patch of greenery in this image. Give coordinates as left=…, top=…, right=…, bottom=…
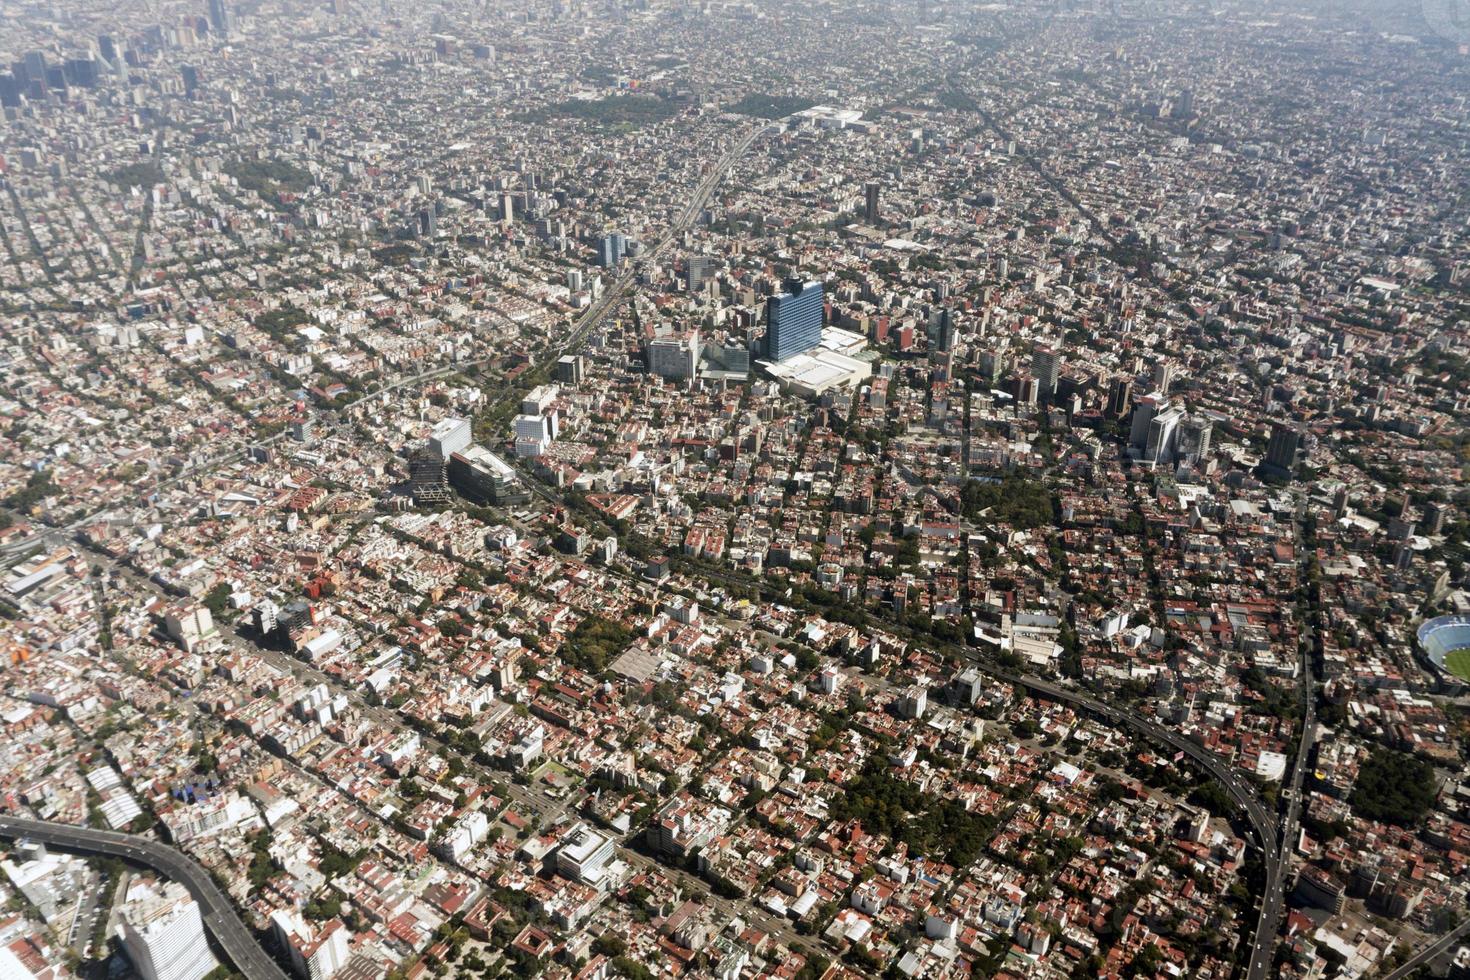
left=225, top=157, right=313, bottom=196
left=202, top=582, right=233, bottom=621
left=246, top=831, right=281, bottom=891
left=1350, top=748, right=1439, bottom=827
left=959, top=472, right=1056, bottom=529
left=830, top=759, right=994, bottom=865
left=106, top=162, right=162, bottom=188
left=726, top=93, right=815, bottom=119
left=561, top=614, right=633, bottom=674
left=522, top=95, right=680, bottom=129
left=6, top=469, right=60, bottom=513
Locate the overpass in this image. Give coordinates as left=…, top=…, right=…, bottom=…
left=995, top=671, right=1283, bottom=980
left=0, top=816, right=289, bottom=980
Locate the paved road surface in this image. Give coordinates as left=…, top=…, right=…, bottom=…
left=1378, top=919, right=1470, bottom=980
left=988, top=669, right=1284, bottom=980
left=0, top=816, right=289, bottom=980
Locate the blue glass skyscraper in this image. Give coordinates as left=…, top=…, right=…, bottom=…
left=766, top=279, right=823, bottom=362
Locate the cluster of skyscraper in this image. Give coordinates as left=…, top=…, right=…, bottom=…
left=598, top=232, right=629, bottom=268
left=1126, top=394, right=1214, bottom=467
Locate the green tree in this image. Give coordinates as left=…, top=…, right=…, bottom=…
left=1351, top=748, right=1439, bottom=826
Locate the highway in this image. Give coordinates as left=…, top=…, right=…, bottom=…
left=0, top=816, right=289, bottom=980
left=1379, top=918, right=1470, bottom=979
left=990, top=670, right=1284, bottom=980
left=2, top=122, right=765, bottom=567
left=516, top=465, right=1291, bottom=975
left=1, top=111, right=1299, bottom=974
left=553, top=123, right=764, bottom=361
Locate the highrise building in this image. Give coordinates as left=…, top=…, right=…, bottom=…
left=117, top=881, right=218, bottom=980
left=863, top=181, right=881, bottom=224
left=1152, top=359, right=1175, bottom=394
left=428, top=418, right=471, bottom=460
left=513, top=414, right=552, bottom=457
left=22, top=51, right=48, bottom=91
left=1031, top=346, right=1062, bottom=400
left=978, top=350, right=1005, bottom=382
left=554, top=355, right=584, bottom=383
left=1264, top=421, right=1302, bottom=478
left=1128, top=392, right=1168, bottom=452
left=447, top=446, right=530, bottom=506
left=1144, top=406, right=1184, bottom=465
left=766, top=279, right=824, bottom=362
left=65, top=57, right=100, bottom=88
left=647, top=330, right=701, bottom=380
left=1176, top=414, right=1213, bottom=464
left=272, top=910, right=351, bottom=980
left=1107, top=377, right=1133, bottom=419
left=409, top=449, right=449, bottom=505
left=1424, top=501, right=1448, bottom=536
left=686, top=256, right=716, bottom=294
left=598, top=233, right=626, bottom=268
left=206, top=0, right=233, bottom=36
left=253, top=598, right=280, bottom=635
left=1011, top=373, right=1039, bottom=407
left=934, top=308, right=957, bottom=353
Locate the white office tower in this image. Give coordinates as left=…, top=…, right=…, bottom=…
left=513, top=413, right=551, bottom=457
left=117, top=880, right=218, bottom=980
left=647, top=329, right=701, bottom=380
left=556, top=823, right=620, bottom=889
left=1144, top=406, right=1184, bottom=465
left=272, top=909, right=352, bottom=980
left=1127, top=391, right=1168, bottom=453
left=428, top=417, right=472, bottom=459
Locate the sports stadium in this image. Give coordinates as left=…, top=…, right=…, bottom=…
left=1418, top=615, right=1470, bottom=683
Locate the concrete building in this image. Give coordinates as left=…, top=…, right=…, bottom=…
left=1031, top=345, right=1062, bottom=400
left=556, top=823, right=620, bottom=888
left=1264, top=421, right=1302, bottom=478
left=163, top=606, right=215, bottom=653
left=116, top=880, right=218, bottom=980
left=647, top=330, right=701, bottom=380
left=555, top=355, right=584, bottom=383
left=1144, top=406, right=1184, bottom=465
left=272, top=909, right=352, bottom=980
left=409, top=448, right=449, bottom=504
left=514, top=414, right=552, bottom=457
left=1127, top=391, right=1169, bottom=452
left=1176, top=414, right=1213, bottom=464
left=448, top=446, right=530, bottom=505
left=428, top=417, right=472, bottom=459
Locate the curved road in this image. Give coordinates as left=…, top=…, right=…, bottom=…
left=528, top=482, right=1289, bottom=978
left=0, top=816, right=289, bottom=980
left=997, top=670, right=1283, bottom=980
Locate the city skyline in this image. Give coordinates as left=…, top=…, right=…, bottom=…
left=0, top=1, right=1468, bottom=979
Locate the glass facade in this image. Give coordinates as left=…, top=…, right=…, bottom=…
left=767, top=279, right=823, bottom=362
